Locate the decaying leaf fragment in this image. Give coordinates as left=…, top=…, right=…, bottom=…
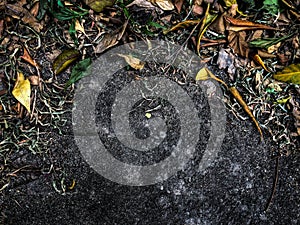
left=84, top=0, right=116, bottom=12
left=273, top=64, right=300, bottom=84
left=12, top=72, right=31, bottom=113
left=149, top=0, right=174, bottom=10
left=117, top=54, right=145, bottom=70
left=53, top=49, right=80, bottom=75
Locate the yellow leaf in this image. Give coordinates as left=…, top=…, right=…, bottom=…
left=196, top=67, right=229, bottom=88
left=12, top=72, right=31, bottom=113
left=84, top=0, right=115, bottom=12
left=196, top=67, right=209, bottom=81
left=117, top=54, right=145, bottom=70
left=52, top=49, right=80, bottom=75
left=149, top=0, right=174, bottom=10
left=75, top=20, right=86, bottom=34
left=273, top=64, right=300, bottom=84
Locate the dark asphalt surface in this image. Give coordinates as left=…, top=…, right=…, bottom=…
left=1, top=59, right=300, bottom=224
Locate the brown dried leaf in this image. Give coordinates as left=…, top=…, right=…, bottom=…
left=225, top=16, right=277, bottom=31
left=6, top=4, right=43, bottom=32
left=75, top=19, right=86, bottom=34
left=174, top=0, right=184, bottom=13
left=0, top=20, right=4, bottom=38
left=95, top=21, right=128, bottom=54
left=21, top=47, right=38, bottom=67
left=228, top=30, right=249, bottom=57
left=252, top=54, right=270, bottom=72
left=30, top=1, right=39, bottom=17
left=126, top=0, right=156, bottom=9
left=193, top=4, right=203, bottom=16
left=149, top=0, right=174, bottom=10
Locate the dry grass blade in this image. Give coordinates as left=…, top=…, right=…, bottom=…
left=197, top=3, right=210, bottom=55
left=163, top=19, right=201, bottom=34
left=229, top=86, right=264, bottom=141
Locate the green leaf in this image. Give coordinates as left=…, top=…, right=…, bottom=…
left=69, top=20, right=78, bottom=45
left=249, top=33, right=294, bottom=49
left=65, top=58, right=92, bottom=87
left=263, top=0, right=280, bottom=15
left=147, top=21, right=166, bottom=29
left=273, top=64, right=300, bottom=84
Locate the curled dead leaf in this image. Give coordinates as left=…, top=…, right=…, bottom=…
left=12, top=72, right=31, bottom=113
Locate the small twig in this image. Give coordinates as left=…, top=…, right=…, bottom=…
left=265, top=156, right=280, bottom=211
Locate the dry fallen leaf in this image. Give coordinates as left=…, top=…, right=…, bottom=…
left=6, top=4, right=43, bottom=32
left=217, top=48, right=239, bottom=76
left=12, top=72, right=31, bottom=113
left=225, top=16, right=278, bottom=31
left=174, top=0, right=184, bottom=13
left=252, top=54, right=270, bottom=72
left=273, top=64, right=300, bottom=84
left=117, top=54, right=145, bottom=70
left=126, top=0, right=157, bottom=9
left=228, top=30, right=249, bottom=57
left=21, top=47, right=38, bottom=67
left=149, top=0, right=174, bottom=10
left=95, top=21, right=128, bottom=54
